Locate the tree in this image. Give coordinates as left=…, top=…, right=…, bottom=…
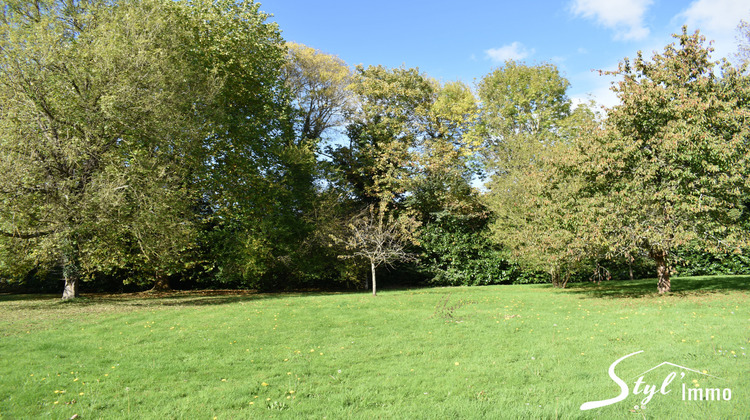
left=324, top=65, right=485, bottom=288
left=283, top=42, right=352, bottom=143
left=479, top=61, right=595, bottom=284
left=335, top=203, right=420, bottom=296
left=263, top=43, right=357, bottom=289
left=418, top=210, right=515, bottom=286
left=736, top=20, right=750, bottom=66
left=578, top=28, right=750, bottom=293
left=329, top=65, right=482, bottom=211
left=82, top=153, right=199, bottom=292
left=281, top=41, right=352, bottom=221
left=0, top=0, right=202, bottom=298
left=158, top=0, right=299, bottom=291
left=476, top=61, right=572, bottom=176
left=407, top=80, right=483, bottom=220
left=0, top=0, right=290, bottom=297
left=329, top=65, right=447, bottom=205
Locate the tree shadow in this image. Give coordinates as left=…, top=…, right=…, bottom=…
left=0, top=293, right=59, bottom=302
left=564, top=275, right=750, bottom=299
left=0, top=289, right=370, bottom=310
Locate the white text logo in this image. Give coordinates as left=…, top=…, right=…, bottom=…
left=580, top=350, right=731, bottom=410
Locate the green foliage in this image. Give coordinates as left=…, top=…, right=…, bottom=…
left=177, top=0, right=305, bottom=290
left=408, top=80, right=482, bottom=219
left=330, top=65, right=434, bottom=203
left=477, top=60, right=572, bottom=175
left=577, top=28, right=750, bottom=292
left=484, top=32, right=750, bottom=292
left=480, top=62, right=599, bottom=285
left=419, top=212, right=514, bottom=286
left=5, top=3, right=750, bottom=294
left=672, top=247, right=750, bottom=277
left=330, top=65, right=480, bottom=207
left=0, top=0, right=304, bottom=294
left=0, top=0, right=211, bottom=296
left=283, top=42, right=352, bottom=142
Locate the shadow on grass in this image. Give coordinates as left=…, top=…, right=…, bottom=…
left=564, top=275, right=750, bottom=299
left=0, top=289, right=369, bottom=310
left=0, top=293, right=59, bottom=302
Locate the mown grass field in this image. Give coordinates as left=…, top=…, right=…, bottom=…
left=1, top=276, right=748, bottom=419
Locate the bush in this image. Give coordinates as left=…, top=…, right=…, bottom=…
left=671, top=246, right=750, bottom=277
left=419, top=212, right=515, bottom=286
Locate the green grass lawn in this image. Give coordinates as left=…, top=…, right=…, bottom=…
left=1, top=276, right=748, bottom=419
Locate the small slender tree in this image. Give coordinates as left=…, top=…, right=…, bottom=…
left=336, top=203, right=420, bottom=296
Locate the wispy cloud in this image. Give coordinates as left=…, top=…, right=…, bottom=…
left=677, top=0, right=750, bottom=60
left=570, top=0, right=653, bottom=41
left=484, top=42, right=534, bottom=62
left=569, top=64, right=622, bottom=110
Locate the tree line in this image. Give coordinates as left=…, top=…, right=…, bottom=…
left=1, top=0, right=750, bottom=298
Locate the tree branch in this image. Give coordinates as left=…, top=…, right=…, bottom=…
left=0, top=228, right=53, bottom=239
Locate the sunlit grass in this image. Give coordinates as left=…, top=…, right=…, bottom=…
left=1, top=276, right=748, bottom=418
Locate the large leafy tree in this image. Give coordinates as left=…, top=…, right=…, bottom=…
left=579, top=28, right=750, bottom=293
left=0, top=0, right=204, bottom=298
left=486, top=105, right=601, bottom=287
left=283, top=42, right=352, bottom=143
left=266, top=43, right=356, bottom=288
left=408, top=80, right=483, bottom=220
left=330, top=65, right=480, bottom=211
left=0, top=0, right=291, bottom=297
left=480, top=61, right=595, bottom=284
left=329, top=65, right=433, bottom=205
left=188, top=0, right=306, bottom=290
left=476, top=61, right=572, bottom=177
left=326, top=65, right=483, bottom=288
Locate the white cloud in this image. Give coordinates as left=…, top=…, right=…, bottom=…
left=680, top=0, right=749, bottom=32
left=551, top=56, right=567, bottom=64
left=581, top=81, right=621, bottom=110
left=570, top=0, right=653, bottom=41
left=677, top=0, right=750, bottom=60
left=569, top=65, right=622, bottom=110
left=484, top=42, right=534, bottom=62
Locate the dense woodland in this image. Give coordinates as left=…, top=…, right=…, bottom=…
left=2, top=0, right=750, bottom=299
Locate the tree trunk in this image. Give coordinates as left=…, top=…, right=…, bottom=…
left=370, top=260, right=377, bottom=296
left=61, top=275, right=78, bottom=300
left=151, top=270, right=171, bottom=292
left=628, top=258, right=634, bottom=281
left=61, top=246, right=80, bottom=300
left=651, top=249, right=671, bottom=294
left=550, top=268, right=558, bottom=288
left=561, top=271, right=570, bottom=288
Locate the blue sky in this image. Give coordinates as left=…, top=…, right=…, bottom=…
left=261, top=0, right=750, bottom=108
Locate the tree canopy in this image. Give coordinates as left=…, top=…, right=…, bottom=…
left=0, top=0, right=292, bottom=297
left=577, top=28, right=750, bottom=293
left=1, top=2, right=749, bottom=298
left=481, top=62, right=600, bottom=286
